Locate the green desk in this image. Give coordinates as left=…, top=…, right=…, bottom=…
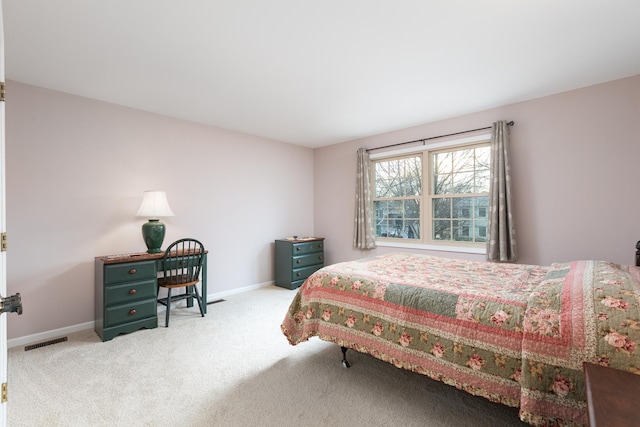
left=94, top=250, right=208, bottom=341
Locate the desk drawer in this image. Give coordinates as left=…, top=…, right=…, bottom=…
left=104, top=261, right=156, bottom=284
left=157, top=256, right=202, bottom=272
left=105, top=279, right=156, bottom=306
left=105, top=298, right=157, bottom=327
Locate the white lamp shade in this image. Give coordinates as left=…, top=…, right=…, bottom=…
left=135, top=191, right=175, bottom=218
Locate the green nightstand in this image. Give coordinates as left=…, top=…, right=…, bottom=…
left=274, top=237, right=324, bottom=289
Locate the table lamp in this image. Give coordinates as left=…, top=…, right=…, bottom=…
left=135, top=191, right=175, bottom=253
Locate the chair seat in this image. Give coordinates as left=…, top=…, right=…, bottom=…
left=158, top=275, right=198, bottom=289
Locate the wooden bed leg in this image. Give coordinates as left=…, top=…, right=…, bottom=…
left=341, top=346, right=351, bottom=368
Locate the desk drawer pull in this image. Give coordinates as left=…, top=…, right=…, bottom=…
left=129, top=269, right=137, bottom=275
left=129, top=309, right=137, bottom=316
left=129, top=289, right=137, bottom=295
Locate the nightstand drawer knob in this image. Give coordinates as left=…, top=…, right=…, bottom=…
left=319, top=256, right=323, bottom=260
left=296, top=272, right=301, bottom=277
left=129, top=289, right=137, bottom=295
left=129, top=269, right=137, bottom=275
left=129, top=309, right=137, bottom=316
left=296, top=247, right=301, bottom=251
left=296, top=259, right=301, bottom=264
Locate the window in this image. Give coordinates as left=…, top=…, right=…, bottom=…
left=373, top=155, right=421, bottom=239
left=372, top=140, right=490, bottom=247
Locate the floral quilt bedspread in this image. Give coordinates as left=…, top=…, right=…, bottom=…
left=281, top=253, right=640, bottom=426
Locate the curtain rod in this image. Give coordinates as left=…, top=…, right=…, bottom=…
left=366, top=121, right=515, bottom=152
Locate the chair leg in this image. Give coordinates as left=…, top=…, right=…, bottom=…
left=165, top=288, right=172, bottom=327
left=193, top=285, right=205, bottom=317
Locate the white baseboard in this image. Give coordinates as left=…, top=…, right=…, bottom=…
left=207, top=280, right=274, bottom=300
left=8, top=321, right=96, bottom=349
left=8, top=281, right=274, bottom=349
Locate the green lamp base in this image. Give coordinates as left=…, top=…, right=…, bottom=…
left=141, top=219, right=166, bottom=253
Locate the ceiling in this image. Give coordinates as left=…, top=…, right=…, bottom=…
left=4, top=1, right=640, bottom=148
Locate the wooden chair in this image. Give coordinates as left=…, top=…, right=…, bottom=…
left=157, top=238, right=206, bottom=326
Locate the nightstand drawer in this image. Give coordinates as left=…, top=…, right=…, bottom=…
left=104, top=261, right=156, bottom=284
left=292, top=253, right=324, bottom=269
left=292, top=264, right=323, bottom=282
left=105, top=298, right=157, bottom=327
left=105, top=279, right=157, bottom=306
left=292, top=241, right=324, bottom=255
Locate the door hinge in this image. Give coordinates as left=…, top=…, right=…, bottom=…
left=1, top=383, right=7, bottom=403
left=1, top=233, right=6, bottom=252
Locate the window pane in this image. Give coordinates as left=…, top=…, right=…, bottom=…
left=375, top=161, right=400, bottom=197
left=405, top=199, right=420, bottom=218
left=388, top=178, right=403, bottom=197
left=432, top=198, right=451, bottom=219
left=404, top=176, right=422, bottom=197
left=476, top=146, right=491, bottom=169
left=453, top=149, right=475, bottom=172
left=387, top=199, right=403, bottom=214
left=433, top=151, right=452, bottom=174
left=404, top=157, right=422, bottom=196
left=475, top=219, right=488, bottom=242
left=475, top=197, right=489, bottom=218
left=452, top=171, right=474, bottom=194
left=375, top=179, right=390, bottom=198
left=453, top=220, right=472, bottom=242
left=452, top=197, right=473, bottom=218
left=475, top=169, right=490, bottom=193
left=374, top=198, right=420, bottom=239
left=374, top=200, right=387, bottom=222
left=374, top=162, right=393, bottom=194
left=375, top=156, right=421, bottom=197
left=433, top=220, right=450, bottom=241
left=433, top=173, right=452, bottom=194
left=406, top=219, right=420, bottom=239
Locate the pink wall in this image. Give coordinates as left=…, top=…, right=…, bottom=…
left=6, top=81, right=315, bottom=341
left=314, top=74, right=640, bottom=267
left=7, top=74, right=640, bottom=342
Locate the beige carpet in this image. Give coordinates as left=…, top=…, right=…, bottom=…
left=8, top=286, right=527, bottom=426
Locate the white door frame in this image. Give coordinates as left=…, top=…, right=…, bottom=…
left=0, top=1, right=9, bottom=425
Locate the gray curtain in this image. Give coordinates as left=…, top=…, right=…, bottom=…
left=353, top=148, right=377, bottom=249
left=487, top=121, right=517, bottom=262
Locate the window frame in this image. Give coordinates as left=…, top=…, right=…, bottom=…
left=370, top=133, right=491, bottom=254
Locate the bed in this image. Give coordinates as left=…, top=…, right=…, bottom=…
left=281, top=251, right=640, bottom=426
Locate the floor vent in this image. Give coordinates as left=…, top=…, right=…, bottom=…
left=25, top=337, right=68, bottom=351
left=207, top=298, right=225, bottom=305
